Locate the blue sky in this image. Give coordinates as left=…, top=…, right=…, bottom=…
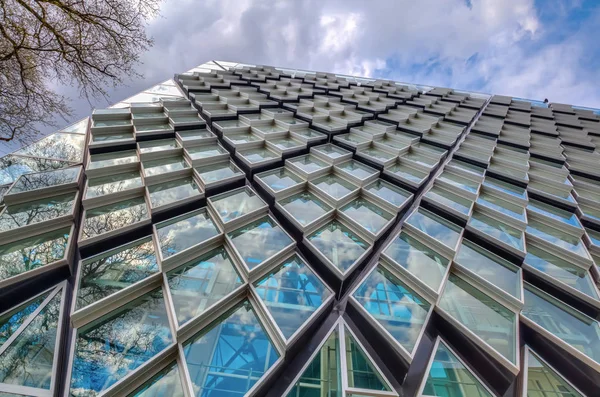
left=38, top=0, right=600, bottom=136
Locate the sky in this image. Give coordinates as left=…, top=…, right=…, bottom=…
left=5, top=0, right=600, bottom=152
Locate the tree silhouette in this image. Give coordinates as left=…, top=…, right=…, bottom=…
left=0, top=0, right=161, bottom=144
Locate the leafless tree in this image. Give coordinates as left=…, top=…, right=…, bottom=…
left=0, top=0, right=161, bottom=144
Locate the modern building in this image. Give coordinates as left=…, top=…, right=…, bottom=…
left=0, top=60, right=599, bottom=397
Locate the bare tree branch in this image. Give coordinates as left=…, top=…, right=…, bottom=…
left=0, top=0, right=161, bottom=144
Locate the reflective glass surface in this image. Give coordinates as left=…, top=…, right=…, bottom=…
left=85, top=171, right=143, bottom=199
left=455, top=240, right=521, bottom=299
left=477, top=192, right=526, bottom=222
left=384, top=232, right=449, bottom=292
left=255, top=255, right=331, bottom=339
left=344, top=327, right=391, bottom=391
left=354, top=266, right=431, bottom=353
left=422, top=341, right=493, bottom=397
left=426, top=186, right=472, bottom=215
left=186, top=144, right=227, bottom=161
left=340, top=198, right=393, bottom=234
left=15, top=133, right=86, bottom=162
left=70, top=289, right=173, bottom=396
left=0, top=227, right=69, bottom=282
left=143, top=157, right=189, bottom=177
left=75, top=238, right=158, bottom=310
left=148, top=177, right=201, bottom=209
left=8, top=167, right=79, bottom=194
left=279, top=191, right=332, bottom=226
left=196, top=162, right=242, bottom=183
left=0, top=290, right=61, bottom=390
left=360, top=147, right=396, bottom=162
left=0, top=192, right=76, bottom=232
left=406, top=208, right=462, bottom=250
left=313, top=144, right=350, bottom=160
left=438, top=274, right=516, bottom=364
left=0, top=291, right=49, bottom=347
left=183, top=301, right=279, bottom=396
left=238, top=147, right=279, bottom=164
left=129, top=361, right=185, bottom=397
left=286, top=330, right=340, bottom=397
left=364, top=179, right=411, bottom=208
left=469, top=212, right=524, bottom=251
left=312, top=174, right=358, bottom=201
left=483, top=177, right=527, bottom=201
left=0, top=155, right=72, bottom=185
left=288, top=155, right=329, bottom=174
left=524, top=245, right=599, bottom=300
left=526, top=350, right=583, bottom=397
left=82, top=197, right=149, bottom=240
left=522, top=284, right=600, bottom=364
left=228, top=216, right=293, bottom=270
left=526, top=220, right=589, bottom=260
left=168, top=246, right=243, bottom=325
left=256, top=167, right=304, bottom=193
left=88, top=150, right=138, bottom=170
left=307, top=220, right=368, bottom=272
left=527, top=199, right=581, bottom=228
left=210, top=187, right=266, bottom=223
left=438, top=172, right=480, bottom=194
left=156, top=209, right=220, bottom=260
left=336, top=160, right=378, bottom=181
left=138, top=139, right=179, bottom=154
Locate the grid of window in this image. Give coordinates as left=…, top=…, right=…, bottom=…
left=0, top=61, right=599, bottom=397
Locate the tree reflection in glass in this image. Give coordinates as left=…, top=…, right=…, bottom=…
left=82, top=197, right=149, bottom=240
left=129, top=361, right=185, bottom=396
left=8, top=167, right=80, bottom=194
left=0, top=227, right=70, bottom=282
left=183, top=301, right=279, bottom=396
left=0, top=291, right=50, bottom=347
left=0, top=289, right=61, bottom=390
left=76, top=238, right=158, bottom=310
left=0, top=192, right=76, bottom=232
left=70, top=289, right=173, bottom=396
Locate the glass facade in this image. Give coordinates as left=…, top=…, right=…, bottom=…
left=0, top=61, right=599, bottom=397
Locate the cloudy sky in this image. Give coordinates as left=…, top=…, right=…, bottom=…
left=43, top=0, right=600, bottom=136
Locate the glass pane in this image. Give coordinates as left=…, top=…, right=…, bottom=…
left=196, top=162, right=242, bottom=183
left=313, top=144, right=350, bottom=160
left=85, top=171, right=143, bottom=199
left=0, top=227, right=69, bottom=282
left=384, top=232, right=449, bottom=292
left=438, top=172, right=480, bottom=194
left=0, top=290, right=61, bottom=390
left=469, top=212, right=524, bottom=251
left=70, top=289, right=173, bottom=396
left=526, top=220, right=589, bottom=260
left=337, top=160, right=378, bottom=180
left=522, top=285, right=600, bottom=364
left=0, top=192, right=75, bottom=232
left=526, top=350, right=583, bottom=397
left=15, top=133, right=85, bottom=162
left=288, top=155, right=329, bottom=174
left=477, top=192, right=526, bottom=222
left=345, top=327, right=392, bottom=391
left=168, top=246, right=243, bottom=325
left=438, top=274, right=517, bottom=364
left=279, top=191, right=332, bottom=226
left=286, top=329, right=340, bottom=397
left=156, top=210, right=220, bottom=260
left=364, top=179, right=411, bottom=208
left=525, top=245, right=599, bottom=300
left=340, top=198, right=393, bottom=234
left=425, top=187, right=472, bottom=215
left=129, top=361, right=185, bottom=397
left=307, top=220, right=368, bottom=273
left=210, top=188, right=265, bottom=223
left=386, top=163, right=428, bottom=184
left=527, top=199, right=581, bottom=229
left=422, top=341, right=493, bottom=397
left=353, top=266, right=431, bottom=353
left=148, top=177, right=201, bottom=209
left=89, top=150, right=137, bottom=170
left=186, top=144, right=227, bottom=161
left=9, top=167, right=80, bottom=194
left=239, top=147, right=279, bottom=163
left=0, top=155, right=72, bottom=185
left=183, top=301, right=279, bottom=396
left=312, top=174, right=358, bottom=200
left=0, top=291, right=50, bottom=348
left=255, top=255, right=331, bottom=339
left=228, top=216, right=292, bottom=270
left=142, top=157, right=189, bottom=177
left=256, top=168, right=304, bottom=192
left=455, top=240, right=521, bottom=299
left=138, top=139, right=179, bottom=155
left=406, top=208, right=462, bottom=250
left=75, top=238, right=158, bottom=310
left=483, top=177, right=527, bottom=201
left=82, top=197, right=149, bottom=240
